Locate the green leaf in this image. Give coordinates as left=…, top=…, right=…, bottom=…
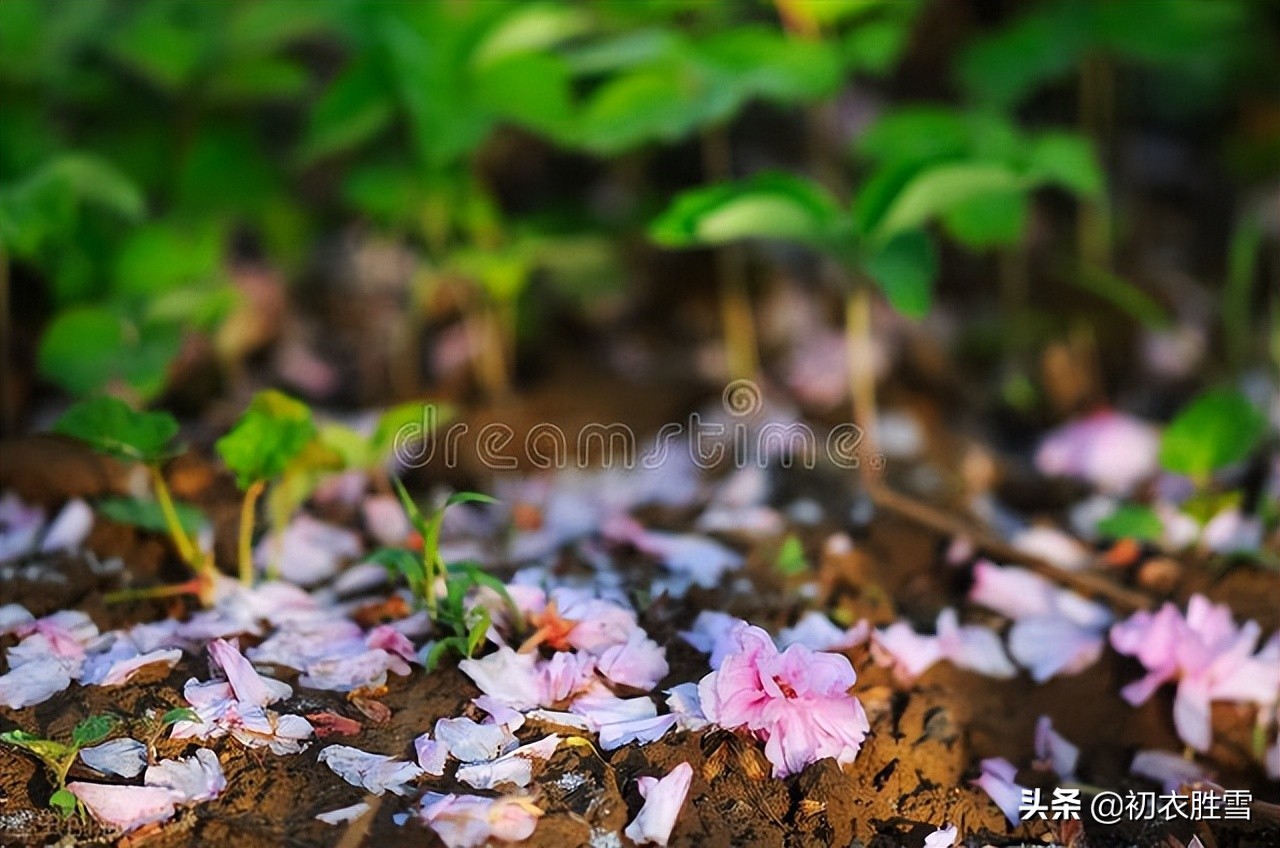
left=471, top=4, right=593, bottom=68
left=475, top=52, right=575, bottom=140
left=72, top=714, right=117, bottom=748
left=861, top=230, right=937, bottom=318
left=370, top=547, right=426, bottom=593
left=1095, top=504, right=1163, bottom=542
left=465, top=606, right=490, bottom=657
left=161, top=707, right=198, bottom=726
left=872, top=163, right=1024, bottom=242
left=97, top=496, right=205, bottom=536
left=1158, top=389, right=1269, bottom=481
left=49, top=788, right=78, bottom=816
left=651, top=173, right=843, bottom=248
left=391, top=477, right=431, bottom=537
left=215, top=390, right=316, bottom=488
left=444, top=492, right=499, bottom=509
left=1025, top=132, right=1103, bottom=198
left=111, top=221, right=224, bottom=299
left=52, top=396, right=179, bottom=465
left=298, top=60, right=395, bottom=163
left=426, top=637, right=466, bottom=672
left=774, top=534, right=808, bottom=577
left=940, top=189, right=1028, bottom=249
left=38, top=309, right=183, bottom=401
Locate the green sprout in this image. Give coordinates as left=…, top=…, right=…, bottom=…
left=0, top=714, right=118, bottom=818
left=215, top=389, right=317, bottom=585
left=370, top=482, right=518, bottom=668
left=138, top=707, right=198, bottom=765
left=52, top=396, right=218, bottom=604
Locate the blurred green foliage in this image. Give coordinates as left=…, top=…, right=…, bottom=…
left=0, top=0, right=1275, bottom=406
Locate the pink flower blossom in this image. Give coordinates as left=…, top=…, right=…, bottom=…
left=697, top=624, right=869, bottom=777
left=1035, top=410, right=1159, bottom=494
left=624, top=761, right=693, bottom=847
left=1110, top=596, right=1280, bottom=751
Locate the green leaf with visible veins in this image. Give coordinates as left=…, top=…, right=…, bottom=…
left=72, top=715, right=117, bottom=748
left=52, top=397, right=179, bottom=465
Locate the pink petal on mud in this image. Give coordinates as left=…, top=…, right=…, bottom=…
left=871, top=622, right=943, bottom=681
left=208, top=638, right=292, bottom=707
left=67, top=782, right=179, bottom=833
left=145, top=749, right=225, bottom=803
left=971, top=757, right=1024, bottom=827
left=459, top=647, right=543, bottom=710
left=433, top=716, right=517, bottom=763
left=414, top=733, right=448, bottom=776
left=317, top=745, right=424, bottom=796
left=624, top=761, right=693, bottom=847
left=594, top=632, right=668, bottom=691
left=455, top=736, right=561, bottom=790
left=84, top=646, right=183, bottom=687
left=417, top=793, right=542, bottom=848
left=679, top=611, right=748, bottom=669
left=1034, top=411, right=1158, bottom=495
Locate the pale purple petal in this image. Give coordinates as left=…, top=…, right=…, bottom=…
left=0, top=658, right=73, bottom=708
left=39, top=498, right=93, bottom=552
left=971, top=757, right=1023, bottom=826
left=254, top=514, right=362, bottom=587
left=80, top=738, right=148, bottom=778
left=624, top=761, right=693, bottom=847
left=777, top=612, right=869, bottom=652
left=1033, top=716, right=1078, bottom=779
left=1035, top=411, right=1158, bottom=495
left=937, top=609, right=1016, bottom=678
left=924, top=823, right=958, bottom=848
left=1008, top=617, right=1103, bottom=682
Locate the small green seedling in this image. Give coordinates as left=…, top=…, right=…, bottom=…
left=215, top=389, right=317, bottom=585
left=52, top=396, right=217, bottom=604
left=137, top=707, right=198, bottom=765
left=370, top=482, right=517, bottom=667
left=0, top=714, right=118, bottom=818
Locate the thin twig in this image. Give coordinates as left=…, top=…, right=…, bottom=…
left=867, top=483, right=1153, bottom=612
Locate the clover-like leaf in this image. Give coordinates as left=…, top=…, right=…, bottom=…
left=215, top=390, right=316, bottom=489
left=52, top=396, right=179, bottom=465
left=1095, top=504, right=1163, bottom=543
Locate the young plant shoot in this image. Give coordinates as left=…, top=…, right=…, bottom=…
left=0, top=715, right=117, bottom=818
left=52, top=397, right=217, bottom=603
left=215, top=390, right=317, bottom=585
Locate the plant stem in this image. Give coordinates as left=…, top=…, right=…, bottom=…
left=701, top=127, right=759, bottom=380
left=150, top=466, right=199, bottom=567
left=104, top=578, right=204, bottom=605
left=844, top=281, right=879, bottom=482
left=238, top=480, right=265, bottom=586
